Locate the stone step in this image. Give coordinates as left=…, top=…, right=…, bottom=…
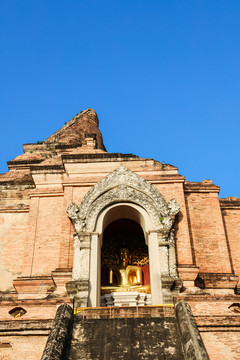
left=41, top=301, right=210, bottom=360
left=69, top=316, right=184, bottom=360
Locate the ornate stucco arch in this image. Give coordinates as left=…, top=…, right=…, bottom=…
left=67, top=164, right=180, bottom=233
left=66, top=165, right=181, bottom=307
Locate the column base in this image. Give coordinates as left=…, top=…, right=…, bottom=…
left=162, top=276, right=183, bottom=303
left=66, top=280, right=89, bottom=308
left=101, top=291, right=151, bottom=307
left=178, top=266, right=199, bottom=288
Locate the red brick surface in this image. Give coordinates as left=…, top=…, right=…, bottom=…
left=201, top=331, right=240, bottom=360
left=0, top=335, right=48, bottom=360
left=185, top=192, right=232, bottom=273
left=221, top=207, right=240, bottom=289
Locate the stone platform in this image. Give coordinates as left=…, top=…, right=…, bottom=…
left=100, top=291, right=152, bottom=307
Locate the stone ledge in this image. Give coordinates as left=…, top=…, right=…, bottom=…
left=198, top=273, right=238, bottom=289
left=175, top=294, right=240, bottom=301
left=63, top=152, right=137, bottom=159
left=0, top=298, right=73, bottom=307
left=0, top=319, right=53, bottom=331
left=194, top=315, right=240, bottom=327
left=30, top=165, right=64, bottom=172
left=0, top=207, right=30, bottom=213
left=74, top=305, right=175, bottom=319
left=7, top=159, right=43, bottom=166
left=184, top=181, right=220, bottom=193
left=13, top=276, right=56, bottom=299
left=220, top=197, right=240, bottom=209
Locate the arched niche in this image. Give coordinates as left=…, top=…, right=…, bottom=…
left=88, top=200, right=171, bottom=307
left=95, top=203, right=153, bottom=243
left=66, top=165, right=180, bottom=307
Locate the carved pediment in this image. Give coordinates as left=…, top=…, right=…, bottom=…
left=67, top=165, right=180, bottom=232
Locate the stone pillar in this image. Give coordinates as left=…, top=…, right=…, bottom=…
left=71, top=233, right=91, bottom=281
left=158, top=231, right=177, bottom=303
left=72, top=234, right=81, bottom=281
left=148, top=231, right=163, bottom=305
left=149, top=229, right=183, bottom=304
left=89, top=232, right=101, bottom=307
left=66, top=233, right=91, bottom=307
left=158, top=232, right=169, bottom=276
left=78, top=233, right=91, bottom=280
left=168, top=229, right=178, bottom=277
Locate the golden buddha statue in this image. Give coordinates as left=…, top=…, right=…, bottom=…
left=101, top=248, right=150, bottom=294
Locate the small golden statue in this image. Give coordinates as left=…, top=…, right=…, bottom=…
left=101, top=248, right=150, bottom=294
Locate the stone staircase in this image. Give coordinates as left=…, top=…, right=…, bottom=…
left=41, top=302, right=209, bottom=360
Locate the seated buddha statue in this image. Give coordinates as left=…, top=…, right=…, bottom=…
left=101, top=248, right=150, bottom=294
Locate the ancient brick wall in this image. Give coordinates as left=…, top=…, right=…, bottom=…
left=0, top=158, right=238, bottom=292
left=0, top=183, right=32, bottom=291
left=0, top=301, right=72, bottom=360
left=179, top=296, right=240, bottom=360
left=0, top=212, right=29, bottom=291
left=220, top=199, right=240, bottom=291
left=0, top=335, right=48, bottom=360
left=184, top=191, right=232, bottom=273
left=29, top=196, right=64, bottom=276
left=201, top=331, right=240, bottom=360
left=155, top=182, right=194, bottom=266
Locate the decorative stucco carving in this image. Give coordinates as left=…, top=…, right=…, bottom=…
left=72, top=234, right=90, bottom=281
left=79, top=234, right=91, bottom=249
left=73, top=235, right=81, bottom=250
left=67, top=165, right=180, bottom=234
left=159, top=245, right=169, bottom=276
left=168, top=229, right=178, bottom=277
left=72, top=265, right=81, bottom=281
left=80, top=164, right=168, bottom=214
left=79, top=249, right=90, bottom=280
left=72, top=234, right=81, bottom=280
left=168, top=199, right=181, bottom=216
left=86, top=184, right=165, bottom=231
left=66, top=203, right=85, bottom=233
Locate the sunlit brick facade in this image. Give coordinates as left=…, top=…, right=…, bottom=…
left=0, top=109, right=240, bottom=360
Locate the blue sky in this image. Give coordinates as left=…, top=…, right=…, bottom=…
left=0, top=0, right=239, bottom=197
